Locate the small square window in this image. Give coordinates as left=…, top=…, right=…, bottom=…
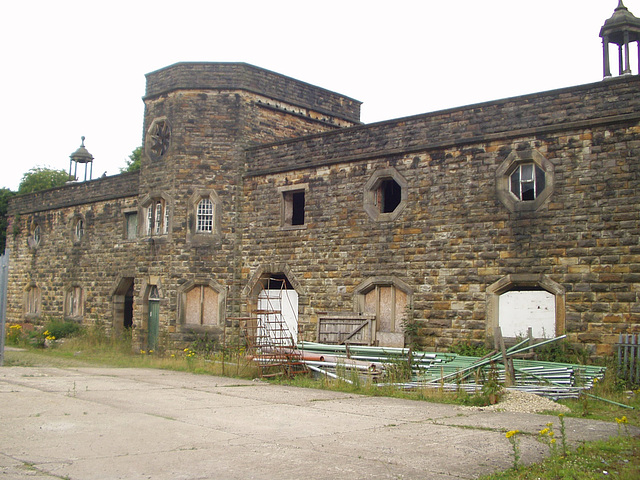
left=282, top=190, right=306, bottom=227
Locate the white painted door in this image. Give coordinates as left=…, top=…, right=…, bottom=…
left=499, top=290, right=555, bottom=338
left=257, top=289, right=298, bottom=345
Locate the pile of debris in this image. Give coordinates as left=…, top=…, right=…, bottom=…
left=294, top=335, right=606, bottom=400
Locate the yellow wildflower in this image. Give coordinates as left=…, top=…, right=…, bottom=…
left=505, top=430, right=519, bottom=439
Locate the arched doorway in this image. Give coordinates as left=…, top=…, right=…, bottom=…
left=112, top=277, right=135, bottom=335
left=246, top=266, right=304, bottom=346
left=487, top=274, right=565, bottom=340
left=257, top=275, right=299, bottom=345
left=355, top=276, right=413, bottom=348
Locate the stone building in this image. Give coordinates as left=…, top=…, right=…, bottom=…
left=5, top=3, right=640, bottom=356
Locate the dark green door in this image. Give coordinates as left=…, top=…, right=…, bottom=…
left=148, top=300, right=159, bottom=350
left=148, top=285, right=160, bottom=351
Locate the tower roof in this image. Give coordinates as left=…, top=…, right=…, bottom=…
left=600, top=0, right=640, bottom=44
left=70, top=136, right=94, bottom=164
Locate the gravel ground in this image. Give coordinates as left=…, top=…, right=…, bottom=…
left=464, top=389, right=571, bottom=414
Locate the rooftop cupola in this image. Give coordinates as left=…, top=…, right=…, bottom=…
left=600, top=0, right=640, bottom=77
left=69, top=136, right=94, bottom=182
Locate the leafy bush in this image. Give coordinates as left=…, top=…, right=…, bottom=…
left=44, top=319, right=83, bottom=340
left=449, top=340, right=492, bottom=357
left=535, top=340, right=590, bottom=364
left=190, top=332, right=218, bottom=356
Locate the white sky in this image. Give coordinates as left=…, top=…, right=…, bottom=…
left=0, top=0, right=635, bottom=191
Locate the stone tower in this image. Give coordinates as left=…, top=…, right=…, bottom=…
left=135, top=63, right=361, bottom=344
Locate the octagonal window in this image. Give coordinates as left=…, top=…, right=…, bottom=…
left=496, top=148, right=554, bottom=213
left=364, top=167, right=408, bottom=221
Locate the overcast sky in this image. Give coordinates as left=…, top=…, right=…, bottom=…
left=1, top=0, right=635, bottom=191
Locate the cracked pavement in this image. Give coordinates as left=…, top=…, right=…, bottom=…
left=0, top=366, right=631, bottom=479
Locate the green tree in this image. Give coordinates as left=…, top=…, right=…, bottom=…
left=121, top=147, right=142, bottom=173
left=18, top=166, right=70, bottom=194
left=0, top=188, right=16, bottom=253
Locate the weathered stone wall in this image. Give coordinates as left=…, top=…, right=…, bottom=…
left=8, top=172, right=139, bottom=215
left=145, top=62, right=362, bottom=124
left=246, top=76, right=640, bottom=175
left=242, top=76, right=640, bottom=356
left=6, top=173, right=140, bottom=327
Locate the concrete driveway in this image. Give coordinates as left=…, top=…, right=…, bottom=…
left=0, top=365, right=629, bottom=479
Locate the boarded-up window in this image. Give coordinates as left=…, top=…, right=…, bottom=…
left=125, top=212, right=138, bottom=239
left=185, top=285, right=218, bottom=326
left=65, top=286, right=83, bottom=318
left=25, top=285, right=41, bottom=316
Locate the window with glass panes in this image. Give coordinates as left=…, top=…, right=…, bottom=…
left=510, top=163, right=545, bottom=201
left=196, top=198, right=214, bottom=233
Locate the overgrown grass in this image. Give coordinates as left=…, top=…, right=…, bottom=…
left=3, top=324, right=261, bottom=379
left=478, top=435, right=640, bottom=480
left=558, top=366, right=640, bottom=427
